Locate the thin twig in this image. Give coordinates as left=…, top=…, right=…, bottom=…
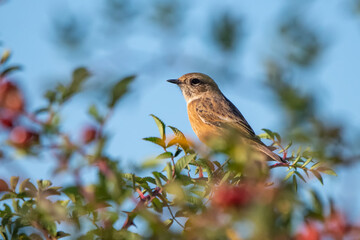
left=269, top=162, right=290, bottom=169
left=31, top=221, right=53, bottom=240
left=158, top=194, right=185, bottom=229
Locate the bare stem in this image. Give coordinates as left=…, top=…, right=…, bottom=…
left=158, top=194, right=185, bottom=229
left=269, top=162, right=290, bottom=169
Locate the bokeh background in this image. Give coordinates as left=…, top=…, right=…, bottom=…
left=1, top=0, right=360, bottom=227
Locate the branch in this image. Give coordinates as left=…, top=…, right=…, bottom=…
left=158, top=194, right=185, bottom=229
left=269, top=162, right=290, bottom=169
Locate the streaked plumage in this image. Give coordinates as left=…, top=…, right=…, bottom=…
left=168, top=72, right=284, bottom=163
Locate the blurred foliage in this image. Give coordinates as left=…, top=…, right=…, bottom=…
left=1, top=48, right=359, bottom=239
left=212, top=13, right=243, bottom=52
left=353, top=0, right=360, bottom=15
left=151, top=0, right=184, bottom=29
left=1, top=0, right=360, bottom=239
left=103, top=0, right=135, bottom=22
left=52, top=14, right=89, bottom=49
left=263, top=10, right=352, bottom=167
left=278, top=16, right=323, bottom=67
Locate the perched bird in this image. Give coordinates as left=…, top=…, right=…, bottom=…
left=167, top=72, right=284, bottom=163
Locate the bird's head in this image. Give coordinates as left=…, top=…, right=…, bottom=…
left=167, top=73, right=221, bottom=102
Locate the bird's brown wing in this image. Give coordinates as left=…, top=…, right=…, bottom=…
left=195, top=95, right=256, bottom=139
left=195, top=96, right=284, bottom=163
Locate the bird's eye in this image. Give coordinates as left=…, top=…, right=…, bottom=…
left=191, top=78, right=201, bottom=85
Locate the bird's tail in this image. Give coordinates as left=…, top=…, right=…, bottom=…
left=263, top=147, right=286, bottom=163
left=255, top=143, right=286, bottom=163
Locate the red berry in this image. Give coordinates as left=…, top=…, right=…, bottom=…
left=0, top=109, right=17, bottom=129
left=82, top=126, right=97, bottom=144
left=9, top=126, right=38, bottom=148
left=212, top=184, right=252, bottom=209
left=0, top=81, right=24, bottom=112
left=295, top=222, right=320, bottom=240
left=324, top=210, right=346, bottom=238
left=0, top=117, right=14, bottom=128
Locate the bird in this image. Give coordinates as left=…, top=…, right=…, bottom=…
left=167, top=72, right=285, bottom=163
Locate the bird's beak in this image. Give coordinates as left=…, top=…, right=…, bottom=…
left=167, top=79, right=180, bottom=85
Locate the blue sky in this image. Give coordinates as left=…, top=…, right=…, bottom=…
left=1, top=0, right=360, bottom=222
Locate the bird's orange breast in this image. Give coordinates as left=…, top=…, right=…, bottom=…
left=187, top=100, right=222, bottom=144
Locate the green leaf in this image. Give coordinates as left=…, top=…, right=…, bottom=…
left=152, top=172, right=163, bottom=187
left=273, top=132, right=281, bottom=143
left=177, top=174, right=195, bottom=186
left=175, top=154, right=196, bottom=174
left=310, top=162, right=322, bottom=170
left=121, top=173, right=136, bottom=181
left=301, top=157, right=313, bottom=168
left=19, top=178, right=37, bottom=194
left=316, top=167, right=337, bottom=176
left=141, top=177, right=156, bottom=185
left=61, top=67, right=90, bottom=102
left=164, top=219, right=173, bottom=229
left=143, top=137, right=165, bottom=148
left=296, top=146, right=302, bottom=155
left=141, top=157, right=164, bottom=169
left=157, top=172, right=168, bottom=182
left=291, top=154, right=302, bottom=167
left=57, top=200, right=70, bottom=207
left=186, top=195, right=202, bottom=205
left=0, top=65, right=21, bottom=77
left=62, top=186, right=81, bottom=203
left=3, top=203, right=11, bottom=213
left=261, top=128, right=274, bottom=140
left=292, top=175, right=297, bottom=192
left=156, top=152, right=173, bottom=160
left=311, top=170, right=324, bottom=185
left=165, top=162, right=173, bottom=180
left=10, top=176, right=19, bottom=191
left=56, top=231, right=71, bottom=239
left=310, top=190, right=323, bottom=215
left=73, top=67, right=90, bottom=84
left=175, top=209, right=190, bottom=218
left=284, top=140, right=292, bottom=151
left=0, top=192, right=16, bottom=200
left=45, top=90, right=57, bottom=103
left=213, top=161, right=222, bottom=169
left=152, top=197, right=163, bottom=213
left=257, top=133, right=270, bottom=139
left=294, top=171, right=306, bottom=183
left=36, top=180, right=50, bottom=190
left=219, top=171, right=231, bottom=185
left=174, top=148, right=182, bottom=157
left=88, top=104, right=103, bottom=123
left=29, top=234, right=43, bottom=240
left=303, top=168, right=310, bottom=178
left=150, top=114, right=166, bottom=141
left=284, top=171, right=295, bottom=181
left=1, top=49, right=11, bottom=64
left=38, top=179, right=52, bottom=189
left=12, top=199, right=20, bottom=212
left=34, top=107, right=50, bottom=115
left=108, top=75, right=135, bottom=107
left=45, top=221, right=57, bottom=237
left=167, top=126, right=189, bottom=152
